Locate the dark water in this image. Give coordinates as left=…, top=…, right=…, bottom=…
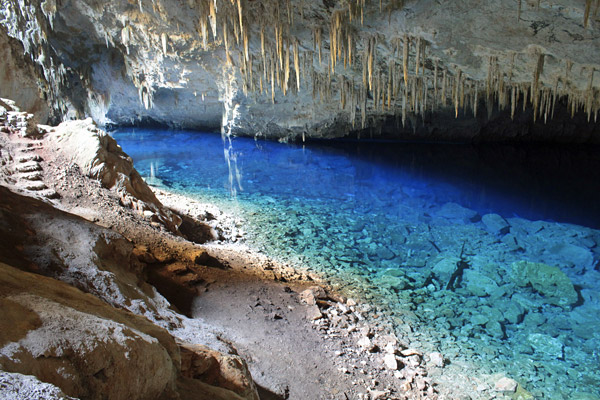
left=113, top=128, right=600, bottom=399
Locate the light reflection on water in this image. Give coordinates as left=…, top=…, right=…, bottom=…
left=113, top=128, right=600, bottom=399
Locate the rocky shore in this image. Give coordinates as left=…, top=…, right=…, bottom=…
left=0, top=99, right=448, bottom=399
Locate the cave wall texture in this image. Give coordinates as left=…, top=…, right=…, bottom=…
left=0, top=0, right=599, bottom=142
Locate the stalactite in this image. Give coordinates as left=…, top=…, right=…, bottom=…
left=209, top=0, right=217, bottom=39
left=532, top=52, right=545, bottom=122
left=161, top=32, right=167, bottom=54
left=403, top=34, right=409, bottom=85
left=586, top=68, right=595, bottom=121
left=584, top=0, right=593, bottom=28
left=415, top=36, right=421, bottom=76
left=441, top=69, right=447, bottom=106
left=315, top=28, right=322, bottom=65
left=293, top=40, right=300, bottom=91
left=517, top=0, right=522, bottom=21
left=474, top=83, right=479, bottom=117
left=511, top=85, right=516, bottom=120
left=433, top=59, right=438, bottom=111
left=283, top=43, right=290, bottom=95
left=454, top=69, right=462, bottom=118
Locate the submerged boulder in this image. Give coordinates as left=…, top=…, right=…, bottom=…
left=511, top=261, right=578, bottom=307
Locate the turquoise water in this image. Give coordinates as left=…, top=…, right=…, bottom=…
left=113, top=128, right=600, bottom=399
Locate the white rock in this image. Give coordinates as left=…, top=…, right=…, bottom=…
left=383, top=353, right=398, bottom=370
left=357, top=336, right=372, bottom=349
left=428, top=352, right=444, bottom=367
left=494, top=377, right=518, bottom=392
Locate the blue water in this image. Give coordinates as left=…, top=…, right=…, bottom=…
left=113, top=128, right=600, bottom=399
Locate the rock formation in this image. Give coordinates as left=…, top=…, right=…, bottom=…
left=0, top=0, right=598, bottom=141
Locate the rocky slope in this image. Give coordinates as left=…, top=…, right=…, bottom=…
left=0, top=0, right=599, bottom=141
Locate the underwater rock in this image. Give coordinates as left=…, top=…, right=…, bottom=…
left=494, top=377, right=518, bottom=392
left=527, top=333, right=564, bottom=359
left=548, top=243, right=595, bottom=273
left=501, top=301, right=525, bottom=325
left=485, top=320, right=505, bottom=339
left=511, top=261, right=578, bottom=308
left=463, top=270, right=500, bottom=297
left=501, top=233, right=523, bottom=252
left=432, top=256, right=461, bottom=284
left=428, top=352, right=444, bottom=368
left=436, top=203, right=480, bottom=223
left=482, top=213, right=510, bottom=236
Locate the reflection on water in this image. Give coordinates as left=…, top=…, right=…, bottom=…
left=113, top=128, right=600, bottom=399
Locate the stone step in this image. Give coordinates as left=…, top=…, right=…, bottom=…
left=18, top=172, right=43, bottom=181
left=39, top=189, right=60, bottom=199
left=19, top=181, right=47, bottom=191
left=17, top=154, right=42, bottom=163
left=15, top=161, right=42, bottom=173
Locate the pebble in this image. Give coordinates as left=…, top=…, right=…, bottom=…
left=383, top=353, right=398, bottom=370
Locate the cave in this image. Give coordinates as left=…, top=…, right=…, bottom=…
left=1, top=1, right=599, bottom=399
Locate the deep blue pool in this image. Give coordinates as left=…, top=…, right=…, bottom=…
left=113, top=128, right=600, bottom=399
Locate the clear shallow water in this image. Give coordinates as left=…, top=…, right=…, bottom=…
left=113, top=128, right=600, bottom=399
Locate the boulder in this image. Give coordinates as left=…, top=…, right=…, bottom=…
left=0, top=262, right=179, bottom=400
left=432, top=256, right=460, bottom=284
left=436, top=202, right=480, bottom=223
left=180, top=344, right=259, bottom=400
left=527, top=333, right=564, bottom=359
left=548, top=243, right=595, bottom=273
left=463, top=269, right=500, bottom=297
left=482, top=213, right=510, bottom=236
left=511, top=261, right=578, bottom=307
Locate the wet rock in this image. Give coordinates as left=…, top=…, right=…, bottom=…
left=432, top=256, right=461, bottom=283
left=502, top=301, right=525, bottom=324
left=463, top=270, right=499, bottom=297
left=376, top=246, right=395, bottom=260
left=485, top=320, right=504, bottom=339
left=471, top=314, right=489, bottom=326
left=511, top=261, right=578, bottom=307
left=548, top=243, right=595, bottom=272
left=437, top=202, right=480, bottom=223
left=482, top=213, right=510, bottom=236
left=494, top=377, right=518, bottom=392
left=527, top=333, right=564, bottom=359
left=501, top=233, right=523, bottom=251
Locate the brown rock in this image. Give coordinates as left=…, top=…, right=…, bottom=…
left=0, top=261, right=178, bottom=400
left=180, top=343, right=259, bottom=400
